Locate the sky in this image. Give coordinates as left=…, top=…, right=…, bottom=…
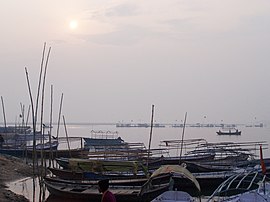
left=0, top=0, right=270, bottom=125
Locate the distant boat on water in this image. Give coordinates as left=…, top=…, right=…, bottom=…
left=216, top=128, right=241, bottom=136
left=83, top=130, right=125, bottom=147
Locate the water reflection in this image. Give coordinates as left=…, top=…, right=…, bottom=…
left=8, top=177, right=49, bottom=202
left=8, top=176, right=97, bottom=202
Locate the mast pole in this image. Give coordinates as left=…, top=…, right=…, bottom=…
left=147, top=105, right=155, bottom=172
left=49, top=85, right=53, bottom=167
left=63, top=115, right=71, bottom=158
left=1, top=96, right=7, bottom=132
left=179, top=112, right=187, bottom=163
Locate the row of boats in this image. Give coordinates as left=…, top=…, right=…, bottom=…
left=0, top=126, right=242, bottom=158
left=43, top=151, right=270, bottom=201
left=44, top=166, right=270, bottom=202
left=0, top=127, right=269, bottom=201
left=43, top=134, right=269, bottom=201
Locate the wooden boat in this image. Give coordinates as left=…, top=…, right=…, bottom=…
left=0, top=139, right=88, bottom=159
left=45, top=165, right=201, bottom=202
left=2, top=132, right=50, bottom=144
left=216, top=128, right=241, bottom=135
left=86, top=143, right=167, bottom=162
left=218, top=183, right=270, bottom=201
left=44, top=179, right=141, bottom=202
left=48, top=167, right=85, bottom=180
left=26, top=147, right=89, bottom=158
left=55, top=157, right=148, bottom=175
left=0, top=147, right=29, bottom=157
left=47, top=165, right=243, bottom=196
left=48, top=167, right=240, bottom=197
left=83, top=130, right=125, bottom=147
left=44, top=168, right=169, bottom=201
left=28, top=140, right=59, bottom=150
left=0, top=141, right=59, bottom=157
left=147, top=153, right=216, bottom=170
left=1, top=127, right=50, bottom=145
left=0, top=125, right=31, bottom=133
left=152, top=165, right=267, bottom=197
left=188, top=150, right=250, bottom=167
left=208, top=169, right=270, bottom=201
left=183, top=162, right=235, bottom=173
left=191, top=169, right=246, bottom=196
left=44, top=176, right=148, bottom=187
left=185, top=141, right=269, bottom=167
left=139, top=165, right=201, bottom=200
left=148, top=166, right=245, bottom=196
left=158, top=139, right=215, bottom=161
left=48, top=167, right=147, bottom=181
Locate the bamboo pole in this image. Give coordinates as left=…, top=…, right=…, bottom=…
left=24, top=67, right=37, bottom=202
left=56, top=93, right=63, bottom=140
left=36, top=44, right=52, bottom=202
left=63, top=115, right=72, bottom=158
left=25, top=43, right=47, bottom=202
left=179, top=112, right=187, bottom=162
left=55, top=93, right=63, bottom=160
left=25, top=105, right=30, bottom=127
left=20, top=103, right=27, bottom=162
left=147, top=104, right=154, bottom=173
left=49, top=85, right=53, bottom=167
left=34, top=42, right=46, bottom=175
left=34, top=42, right=46, bottom=133
left=1, top=96, right=7, bottom=132
left=39, top=46, right=51, bottom=172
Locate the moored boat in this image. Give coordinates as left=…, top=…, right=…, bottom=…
left=83, top=130, right=125, bottom=148
left=44, top=179, right=141, bottom=202
left=207, top=169, right=270, bottom=201
left=44, top=175, right=148, bottom=187
left=27, top=147, right=88, bottom=158
left=55, top=157, right=148, bottom=175
left=0, top=140, right=59, bottom=157
left=216, top=128, right=241, bottom=136
left=48, top=167, right=147, bottom=181
left=47, top=165, right=247, bottom=197
left=44, top=164, right=201, bottom=202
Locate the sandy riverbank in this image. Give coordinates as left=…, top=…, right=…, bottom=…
left=0, top=154, right=33, bottom=202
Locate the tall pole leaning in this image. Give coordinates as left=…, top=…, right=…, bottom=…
left=147, top=104, right=155, bottom=173
left=1, top=96, right=7, bottom=132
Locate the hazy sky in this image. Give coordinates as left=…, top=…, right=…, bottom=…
left=0, top=0, right=270, bottom=124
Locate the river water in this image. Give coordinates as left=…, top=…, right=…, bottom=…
left=8, top=123, right=270, bottom=201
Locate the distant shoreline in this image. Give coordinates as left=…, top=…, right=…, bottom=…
left=0, top=122, right=264, bottom=126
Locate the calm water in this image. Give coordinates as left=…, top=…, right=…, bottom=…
left=8, top=123, right=270, bottom=201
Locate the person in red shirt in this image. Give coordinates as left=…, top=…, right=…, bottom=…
left=98, top=179, right=116, bottom=202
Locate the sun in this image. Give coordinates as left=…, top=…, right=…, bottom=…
left=69, top=20, right=78, bottom=30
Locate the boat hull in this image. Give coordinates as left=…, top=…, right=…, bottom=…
left=216, top=130, right=241, bottom=135
left=44, top=179, right=141, bottom=202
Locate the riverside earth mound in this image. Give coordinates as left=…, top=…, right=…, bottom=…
left=0, top=154, right=33, bottom=202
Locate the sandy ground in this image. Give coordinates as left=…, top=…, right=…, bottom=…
left=0, top=154, right=33, bottom=202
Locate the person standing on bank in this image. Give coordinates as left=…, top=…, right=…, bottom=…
left=98, top=179, right=116, bottom=202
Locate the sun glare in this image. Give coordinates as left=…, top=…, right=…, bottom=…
left=69, top=20, right=78, bottom=30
